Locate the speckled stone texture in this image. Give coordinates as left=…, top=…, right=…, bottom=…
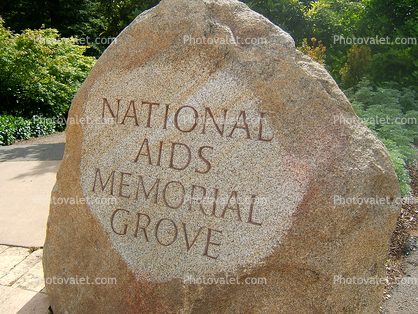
left=43, top=0, right=401, bottom=313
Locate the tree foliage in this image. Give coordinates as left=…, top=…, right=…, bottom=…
left=0, top=20, right=96, bottom=118
left=346, top=80, right=418, bottom=195
left=0, top=0, right=160, bottom=56
left=243, top=0, right=418, bottom=90
left=340, top=45, right=371, bottom=89
left=1, top=0, right=414, bottom=87
left=99, top=0, right=160, bottom=38
left=297, top=37, right=327, bottom=65
left=244, top=0, right=312, bottom=45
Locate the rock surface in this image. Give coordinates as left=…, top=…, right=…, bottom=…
left=43, top=0, right=401, bottom=312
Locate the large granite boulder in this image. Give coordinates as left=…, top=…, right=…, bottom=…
left=43, top=0, right=401, bottom=312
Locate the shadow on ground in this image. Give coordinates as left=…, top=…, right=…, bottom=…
left=0, top=144, right=65, bottom=163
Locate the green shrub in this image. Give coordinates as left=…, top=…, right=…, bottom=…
left=0, top=115, right=63, bottom=146
left=340, top=45, right=371, bottom=89
left=297, top=37, right=327, bottom=65
left=0, top=20, right=96, bottom=118
left=346, top=80, right=418, bottom=195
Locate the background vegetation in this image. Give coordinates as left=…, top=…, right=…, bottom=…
left=0, top=0, right=417, bottom=194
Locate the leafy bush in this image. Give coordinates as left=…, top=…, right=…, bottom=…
left=0, top=115, right=63, bottom=146
left=370, top=47, right=418, bottom=89
left=297, top=37, right=327, bottom=65
left=346, top=80, right=418, bottom=195
left=340, top=45, right=371, bottom=89
left=244, top=0, right=312, bottom=45
left=0, top=20, right=96, bottom=118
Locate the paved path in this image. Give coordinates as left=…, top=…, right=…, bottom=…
left=0, top=144, right=64, bottom=247
left=381, top=235, right=418, bottom=313
left=0, top=246, right=48, bottom=313
left=0, top=133, right=65, bottom=313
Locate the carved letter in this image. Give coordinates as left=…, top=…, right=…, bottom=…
left=134, top=212, right=151, bottom=241
left=195, top=146, right=213, bottom=174
left=135, top=176, right=160, bottom=204
left=174, top=106, right=198, bottom=132
left=102, top=98, right=120, bottom=124
left=163, top=181, right=185, bottom=209
left=92, top=168, right=115, bottom=195
left=201, top=107, right=227, bottom=136
left=228, top=110, right=251, bottom=139
left=211, top=188, right=219, bottom=217
left=142, top=101, right=160, bottom=128
left=163, top=104, right=170, bottom=129
left=258, top=112, right=273, bottom=141
left=203, top=228, right=222, bottom=259
left=155, top=218, right=178, bottom=246
left=169, top=142, right=191, bottom=171
left=118, top=172, right=131, bottom=198
left=134, top=138, right=152, bottom=165
left=247, top=195, right=262, bottom=226
left=182, top=223, right=204, bottom=251
left=156, top=141, right=164, bottom=166
left=110, top=209, right=130, bottom=235
left=121, top=100, right=139, bottom=126
left=220, top=191, right=242, bottom=221
left=188, top=185, right=211, bottom=216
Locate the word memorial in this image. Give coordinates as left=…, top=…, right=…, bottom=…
left=43, top=0, right=401, bottom=313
